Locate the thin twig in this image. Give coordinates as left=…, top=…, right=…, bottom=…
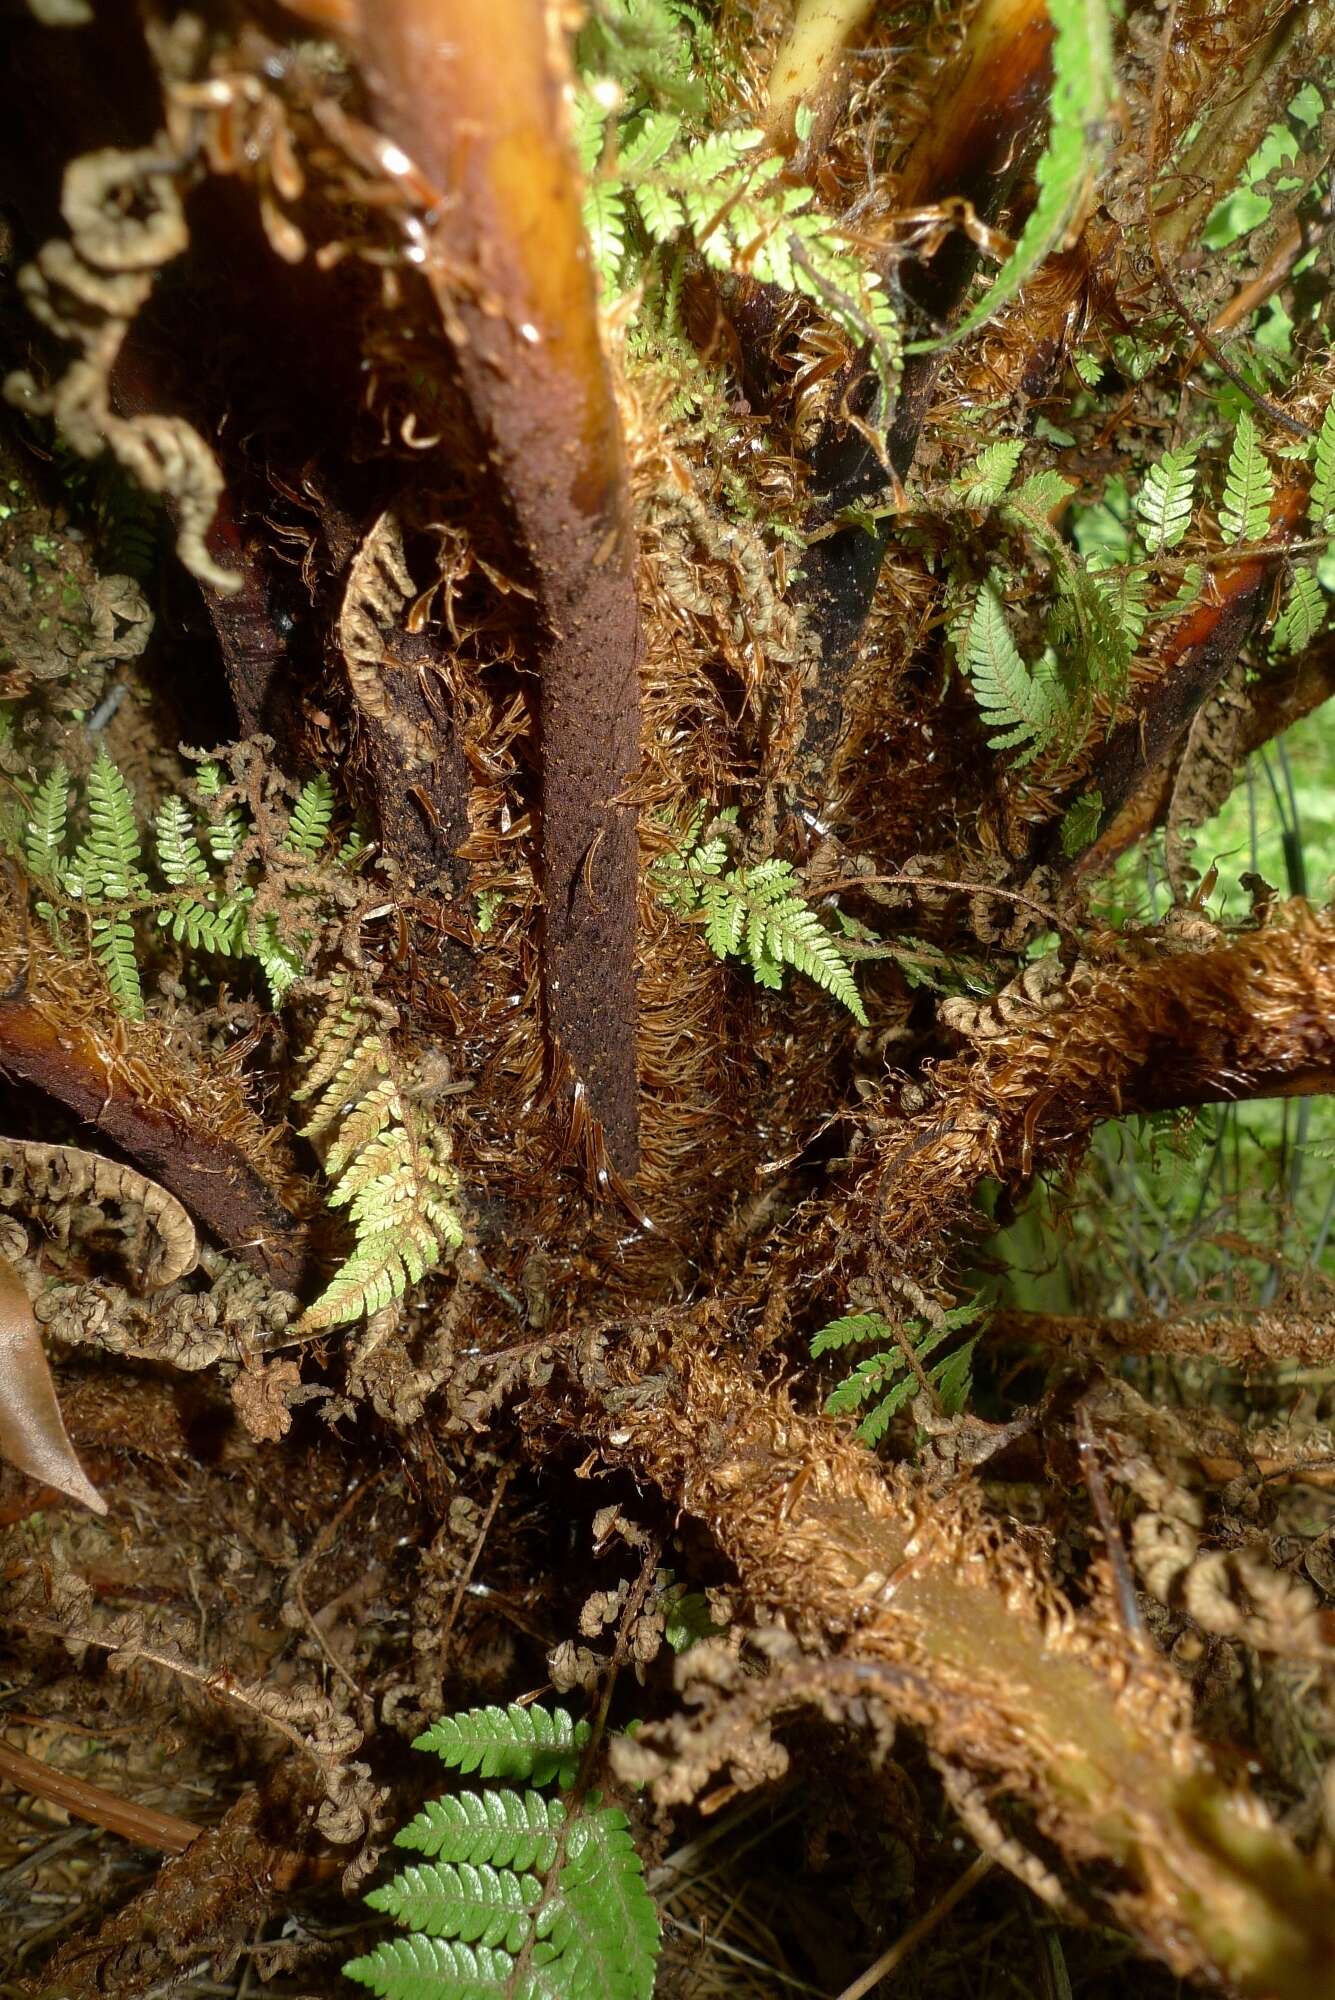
left=836, top=1852, right=994, bottom=1999
left=815, top=871, right=1076, bottom=939
left=441, top=1469, right=511, bottom=1654
left=0, top=1738, right=201, bottom=1855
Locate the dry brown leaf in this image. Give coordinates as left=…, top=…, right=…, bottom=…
left=0, top=1250, right=105, bottom=1512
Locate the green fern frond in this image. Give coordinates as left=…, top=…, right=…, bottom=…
left=1059, top=788, right=1104, bottom=856
left=1275, top=565, right=1325, bottom=652
left=24, top=762, right=69, bottom=883
left=72, top=747, right=143, bottom=900
left=396, top=1792, right=565, bottom=1874
left=285, top=772, right=336, bottom=856
left=962, top=581, right=1067, bottom=762
left=296, top=982, right=462, bottom=1331
left=345, top=1702, right=658, bottom=2000
left=246, top=910, right=306, bottom=1003
left=813, top=1299, right=984, bottom=1445
left=158, top=893, right=249, bottom=954
left=654, top=810, right=867, bottom=1022
left=954, top=439, right=1025, bottom=507
left=912, top=0, right=1114, bottom=352
left=1135, top=440, right=1199, bottom=553
left=1309, top=400, right=1335, bottom=529
left=154, top=796, right=211, bottom=887
left=1218, top=411, right=1274, bottom=544
left=91, top=910, right=143, bottom=1019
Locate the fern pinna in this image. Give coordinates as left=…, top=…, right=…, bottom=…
left=652, top=805, right=866, bottom=1022
left=294, top=979, right=463, bottom=1331
left=344, top=1701, right=659, bottom=2000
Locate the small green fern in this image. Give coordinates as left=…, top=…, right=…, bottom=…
left=812, top=1298, right=985, bottom=1446
left=653, top=807, right=867, bottom=1023
left=11, top=755, right=349, bottom=1016
left=294, top=978, right=463, bottom=1331
left=1309, top=399, right=1335, bottom=529
left=576, top=4, right=899, bottom=414
left=960, top=580, right=1068, bottom=764
left=1134, top=439, right=1199, bottom=554
left=344, top=1701, right=659, bottom=2000
left=1274, top=564, right=1325, bottom=651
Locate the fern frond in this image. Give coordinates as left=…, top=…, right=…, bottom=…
left=73, top=747, right=143, bottom=900
left=158, top=894, right=249, bottom=955
left=285, top=772, right=336, bottom=856
left=813, top=1300, right=984, bottom=1445
left=24, top=763, right=70, bottom=884
left=1135, top=440, right=1199, bottom=553
left=343, top=1932, right=516, bottom=1998
left=416, top=1705, right=591, bottom=1789
left=1218, top=411, right=1274, bottom=544
left=954, top=439, right=1025, bottom=507
left=91, top=910, right=143, bottom=1019
left=962, top=581, right=1066, bottom=762
left=346, top=1703, right=658, bottom=2000
left=1059, top=789, right=1104, bottom=856
left=246, top=910, right=306, bottom=1003
left=1310, top=399, right=1335, bottom=529
left=153, top=796, right=211, bottom=887
left=368, top=1861, right=540, bottom=1953
left=1275, top=565, right=1325, bottom=652
left=296, top=982, right=462, bottom=1330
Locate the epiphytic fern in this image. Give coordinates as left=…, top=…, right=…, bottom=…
left=11, top=755, right=353, bottom=1017
left=344, top=1701, right=659, bottom=2000
left=294, top=979, right=463, bottom=1331
left=913, top=0, right=1114, bottom=352
left=1275, top=565, right=1325, bottom=652
left=1218, top=411, right=1275, bottom=543
left=960, top=580, right=1069, bottom=763
left=812, top=1297, right=986, bottom=1446
left=575, top=3, right=899, bottom=415
left=653, top=806, right=867, bottom=1023
left=1134, top=439, right=1200, bottom=553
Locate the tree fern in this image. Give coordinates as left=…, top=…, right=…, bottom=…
left=1218, top=411, right=1274, bottom=544
left=652, top=807, right=867, bottom=1023
left=294, top=980, right=463, bottom=1331
left=344, top=1702, right=658, bottom=2000
left=961, top=579, right=1068, bottom=763
left=811, top=1299, right=985, bottom=1446
left=912, top=0, right=1114, bottom=352
left=1135, top=439, right=1199, bottom=554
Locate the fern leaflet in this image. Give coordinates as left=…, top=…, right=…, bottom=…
left=652, top=810, right=867, bottom=1023
left=1275, top=565, right=1325, bottom=652
left=1135, top=440, right=1199, bottom=553
left=344, top=1701, right=658, bottom=2000
left=954, top=439, right=1025, bottom=507
left=1218, top=411, right=1274, bottom=543
left=69, top=747, right=143, bottom=900
left=286, top=772, right=337, bottom=856
left=1310, top=399, right=1335, bottom=529
left=24, top=762, right=69, bottom=883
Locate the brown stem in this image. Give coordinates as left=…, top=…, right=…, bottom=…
left=988, top=1307, right=1335, bottom=1371
left=566, top=1320, right=1335, bottom=1995
left=0, top=1738, right=200, bottom=1854
left=339, top=0, right=643, bottom=1173
left=858, top=901, right=1335, bottom=1261
left=0, top=988, right=304, bottom=1290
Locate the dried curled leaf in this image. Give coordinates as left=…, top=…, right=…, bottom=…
left=0, top=1251, right=105, bottom=1513
left=0, top=1138, right=198, bottom=1289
